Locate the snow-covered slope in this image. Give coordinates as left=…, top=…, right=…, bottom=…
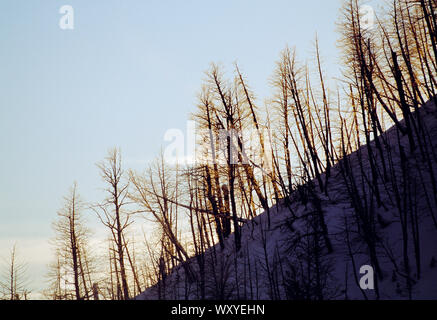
left=137, top=98, right=437, bottom=300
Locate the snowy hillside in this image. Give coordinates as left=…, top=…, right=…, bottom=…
left=137, top=97, right=437, bottom=300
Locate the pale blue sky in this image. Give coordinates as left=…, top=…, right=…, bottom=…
left=0, top=0, right=349, bottom=296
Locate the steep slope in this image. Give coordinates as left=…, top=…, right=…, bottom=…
left=137, top=97, right=437, bottom=300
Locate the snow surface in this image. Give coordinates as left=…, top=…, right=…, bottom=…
left=137, top=97, right=437, bottom=300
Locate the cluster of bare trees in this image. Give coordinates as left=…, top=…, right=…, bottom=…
left=45, top=151, right=144, bottom=300
left=40, top=0, right=436, bottom=300
left=336, top=0, right=437, bottom=299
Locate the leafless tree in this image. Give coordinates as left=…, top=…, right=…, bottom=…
left=93, top=148, right=133, bottom=300
left=0, top=244, right=30, bottom=300
left=47, top=183, right=96, bottom=300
